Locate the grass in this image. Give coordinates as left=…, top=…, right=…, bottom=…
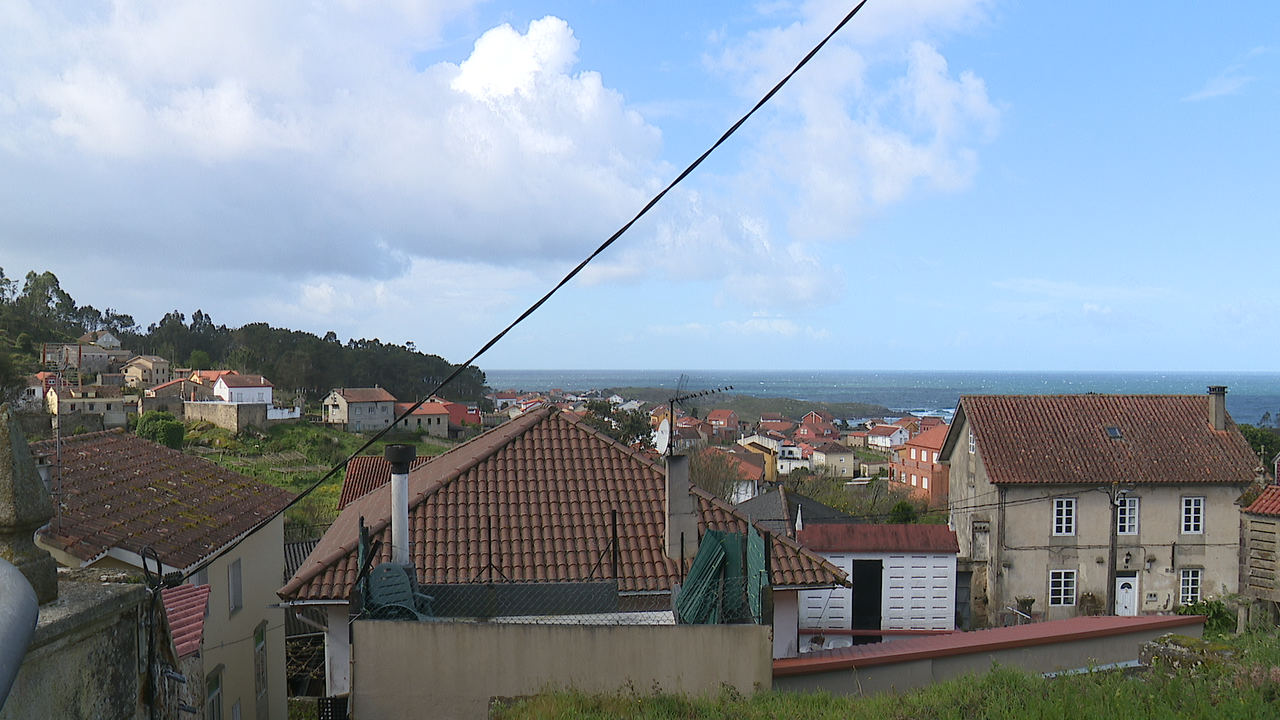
left=183, top=420, right=453, bottom=533
left=493, top=631, right=1280, bottom=720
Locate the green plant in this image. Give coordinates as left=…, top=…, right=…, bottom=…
left=1177, top=598, right=1235, bottom=634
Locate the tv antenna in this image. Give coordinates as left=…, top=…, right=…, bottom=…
left=658, top=374, right=733, bottom=457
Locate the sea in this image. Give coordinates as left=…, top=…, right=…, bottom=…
left=484, top=370, right=1280, bottom=426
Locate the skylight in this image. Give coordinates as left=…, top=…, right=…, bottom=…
left=1105, top=426, right=1123, bottom=440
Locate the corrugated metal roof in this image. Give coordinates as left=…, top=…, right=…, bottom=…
left=280, top=408, right=846, bottom=602
left=961, top=394, right=1257, bottom=485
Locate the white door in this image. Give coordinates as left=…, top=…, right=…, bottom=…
left=1115, top=576, right=1138, bottom=616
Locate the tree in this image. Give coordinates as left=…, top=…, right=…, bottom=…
left=689, top=447, right=746, bottom=502
left=136, top=411, right=185, bottom=449
left=581, top=400, right=652, bottom=448
left=1239, top=424, right=1280, bottom=465
left=889, top=500, right=918, bottom=524
left=187, top=350, right=212, bottom=370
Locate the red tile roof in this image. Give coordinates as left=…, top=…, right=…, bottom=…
left=28, top=430, right=295, bottom=571
left=337, top=455, right=430, bottom=510
left=773, top=614, right=1205, bottom=677
left=954, top=395, right=1258, bottom=485
left=868, top=425, right=903, bottom=437
left=280, top=408, right=844, bottom=602
left=759, top=421, right=794, bottom=434
left=1244, top=485, right=1280, bottom=517
left=706, top=409, right=737, bottom=423
left=332, top=387, right=397, bottom=403
left=218, top=374, right=273, bottom=388
left=162, top=584, right=211, bottom=659
left=906, top=424, right=949, bottom=451
left=796, top=524, right=959, bottom=553
left=393, top=402, right=450, bottom=417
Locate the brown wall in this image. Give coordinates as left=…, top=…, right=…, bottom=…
left=183, top=401, right=267, bottom=432
left=351, top=621, right=772, bottom=720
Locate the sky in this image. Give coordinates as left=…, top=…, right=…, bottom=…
left=1, top=1, right=1278, bottom=373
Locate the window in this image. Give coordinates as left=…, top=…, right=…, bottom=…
left=354, top=406, right=362, bottom=414
left=910, top=448, right=917, bottom=460
left=932, top=451, right=939, bottom=463
left=207, top=669, right=223, bottom=720
left=228, top=559, right=243, bottom=616
left=911, top=474, right=917, bottom=486
left=1049, top=570, right=1077, bottom=606
left=1180, top=569, right=1202, bottom=605
left=1182, top=497, right=1204, bottom=534
left=1053, top=498, right=1076, bottom=536
left=968, top=429, right=976, bottom=454
left=1117, top=496, right=1140, bottom=535
left=922, top=476, right=930, bottom=489
left=254, top=621, right=269, bottom=719
left=382, top=405, right=388, bottom=414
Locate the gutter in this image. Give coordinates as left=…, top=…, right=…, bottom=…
left=0, top=558, right=39, bottom=711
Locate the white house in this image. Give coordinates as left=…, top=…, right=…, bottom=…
left=796, top=524, right=959, bottom=650
left=214, top=374, right=274, bottom=404
left=867, top=424, right=910, bottom=450
left=322, top=387, right=398, bottom=432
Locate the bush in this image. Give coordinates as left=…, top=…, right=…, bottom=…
left=136, top=410, right=185, bottom=449
left=1177, top=598, right=1235, bottom=634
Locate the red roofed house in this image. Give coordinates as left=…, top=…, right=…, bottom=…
left=889, top=423, right=950, bottom=508
left=706, top=408, right=741, bottom=440
left=811, top=441, right=860, bottom=478
left=941, top=388, right=1257, bottom=628
left=336, top=454, right=431, bottom=510
left=214, top=373, right=274, bottom=404
left=802, top=411, right=835, bottom=426
left=867, top=424, right=909, bottom=451
left=29, top=429, right=295, bottom=720
left=393, top=401, right=451, bottom=437
left=795, top=524, right=959, bottom=649
left=322, top=387, right=398, bottom=432
left=279, top=407, right=848, bottom=694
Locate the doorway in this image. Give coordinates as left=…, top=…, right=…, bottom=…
left=851, top=560, right=883, bottom=644
left=1115, top=573, right=1138, bottom=616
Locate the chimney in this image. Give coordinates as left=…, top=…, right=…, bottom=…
left=1208, top=386, right=1228, bottom=432
left=664, top=455, right=699, bottom=561
left=385, top=444, right=416, bottom=567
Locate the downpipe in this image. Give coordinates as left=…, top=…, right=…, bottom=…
left=0, top=558, right=38, bottom=711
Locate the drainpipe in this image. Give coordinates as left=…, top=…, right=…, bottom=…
left=385, top=444, right=416, bottom=567
left=0, top=557, right=38, bottom=711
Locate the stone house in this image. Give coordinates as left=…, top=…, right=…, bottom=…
left=44, top=384, right=128, bottom=429
left=28, top=430, right=294, bottom=720
left=1239, top=484, right=1280, bottom=619
left=941, top=388, right=1256, bottom=627
left=123, top=355, right=172, bottom=389
left=322, top=387, right=397, bottom=432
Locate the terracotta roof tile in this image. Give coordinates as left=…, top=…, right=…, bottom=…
left=1245, top=485, right=1280, bottom=517
left=281, top=408, right=845, bottom=602
left=906, top=424, right=949, bottom=450
left=796, top=524, right=959, bottom=553
left=332, top=387, right=397, bottom=403
left=162, top=584, right=211, bottom=659
left=29, top=430, right=295, bottom=571
left=218, top=374, right=273, bottom=388
left=957, top=395, right=1257, bottom=485
left=337, top=455, right=430, bottom=509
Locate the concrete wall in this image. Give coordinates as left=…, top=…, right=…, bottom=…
left=775, top=619, right=1204, bottom=696
left=350, top=621, right=772, bottom=720
left=1, top=581, right=153, bottom=720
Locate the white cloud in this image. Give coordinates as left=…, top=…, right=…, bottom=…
left=1182, top=65, right=1252, bottom=102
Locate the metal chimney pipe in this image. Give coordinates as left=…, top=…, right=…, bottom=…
left=385, top=444, right=416, bottom=567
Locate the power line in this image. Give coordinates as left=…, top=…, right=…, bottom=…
left=182, top=0, right=873, bottom=583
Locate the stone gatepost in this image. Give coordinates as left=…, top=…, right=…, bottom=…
left=0, top=403, right=57, bottom=604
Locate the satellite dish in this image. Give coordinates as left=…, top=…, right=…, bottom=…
left=654, top=418, right=670, bottom=456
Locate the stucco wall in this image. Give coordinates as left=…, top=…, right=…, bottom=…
left=350, top=621, right=772, bottom=720
left=774, top=619, right=1204, bottom=696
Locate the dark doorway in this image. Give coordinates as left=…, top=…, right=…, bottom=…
left=955, top=571, right=973, bottom=630
left=851, top=559, right=883, bottom=644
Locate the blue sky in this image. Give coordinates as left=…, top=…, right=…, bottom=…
left=1, top=1, right=1277, bottom=372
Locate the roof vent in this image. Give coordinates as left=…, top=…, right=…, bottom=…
left=1105, top=426, right=1122, bottom=440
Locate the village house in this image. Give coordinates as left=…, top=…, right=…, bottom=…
left=44, top=384, right=128, bottom=429
left=889, top=423, right=950, bottom=507
left=706, top=408, right=740, bottom=438
left=77, top=329, right=123, bottom=349
left=322, top=387, right=398, bottom=432
left=811, top=441, right=860, bottom=478
left=277, top=407, right=847, bottom=697
left=214, top=373, right=274, bottom=404
left=866, top=424, right=910, bottom=451
left=122, top=354, right=172, bottom=388
left=28, top=429, right=294, bottom=720
left=941, top=388, right=1257, bottom=627
left=392, top=401, right=451, bottom=437
left=1238, top=484, right=1280, bottom=623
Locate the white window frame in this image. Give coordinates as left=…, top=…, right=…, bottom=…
left=910, top=448, right=917, bottom=460
left=228, top=558, right=243, bottom=616
left=1180, top=568, right=1202, bottom=605
left=1053, top=498, right=1076, bottom=536
left=1049, top=569, right=1077, bottom=606
left=1117, top=496, right=1139, bottom=535
left=1182, top=496, right=1204, bottom=534
left=968, top=429, right=975, bottom=454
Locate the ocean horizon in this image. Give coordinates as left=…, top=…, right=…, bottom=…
left=484, top=369, right=1280, bottom=425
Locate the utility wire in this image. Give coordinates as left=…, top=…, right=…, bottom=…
left=182, top=0, right=873, bottom=583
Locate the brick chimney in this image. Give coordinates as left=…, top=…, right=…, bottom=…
left=1208, top=386, right=1228, bottom=432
